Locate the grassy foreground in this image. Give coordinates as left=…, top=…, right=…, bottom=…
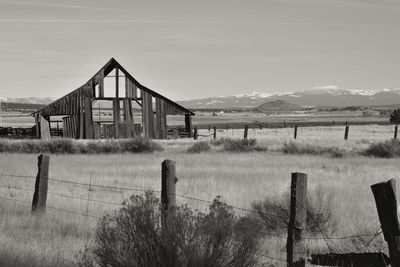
left=0, top=153, right=397, bottom=265
left=0, top=125, right=397, bottom=266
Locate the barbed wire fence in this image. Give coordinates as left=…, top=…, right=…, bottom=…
left=0, top=155, right=392, bottom=266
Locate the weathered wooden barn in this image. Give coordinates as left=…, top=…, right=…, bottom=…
left=33, top=58, right=194, bottom=140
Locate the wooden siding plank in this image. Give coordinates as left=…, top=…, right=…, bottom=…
left=39, top=115, right=51, bottom=140
left=113, top=98, right=120, bottom=138
left=84, top=97, right=94, bottom=139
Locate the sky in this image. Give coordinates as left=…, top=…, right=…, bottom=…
left=0, top=0, right=399, bottom=101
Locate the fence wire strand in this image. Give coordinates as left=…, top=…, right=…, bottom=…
left=0, top=171, right=385, bottom=246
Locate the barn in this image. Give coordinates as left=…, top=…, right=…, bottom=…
left=33, top=58, right=194, bottom=140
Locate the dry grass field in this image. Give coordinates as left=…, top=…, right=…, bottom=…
left=0, top=124, right=398, bottom=266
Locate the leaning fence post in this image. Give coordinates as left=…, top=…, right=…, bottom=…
left=213, top=126, right=216, bottom=140
left=287, top=172, right=307, bottom=267
left=371, top=179, right=400, bottom=267
left=161, top=159, right=177, bottom=229
left=193, top=127, right=198, bottom=140
left=294, top=126, right=298, bottom=139
left=344, top=125, right=349, bottom=140
left=394, top=126, right=398, bottom=140
left=32, top=154, right=49, bottom=215
left=244, top=125, right=248, bottom=139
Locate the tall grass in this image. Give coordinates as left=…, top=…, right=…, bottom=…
left=0, top=138, right=163, bottom=154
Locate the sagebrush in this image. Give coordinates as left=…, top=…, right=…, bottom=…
left=78, top=192, right=264, bottom=267
left=281, top=142, right=345, bottom=158
left=363, top=139, right=400, bottom=158
left=251, top=185, right=337, bottom=234
left=187, top=141, right=211, bottom=153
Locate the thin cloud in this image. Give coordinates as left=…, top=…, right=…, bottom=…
left=0, top=18, right=394, bottom=28
left=1, top=0, right=119, bottom=11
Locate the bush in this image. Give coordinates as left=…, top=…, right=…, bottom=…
left=390, top=109, right=400, bottom=124
left=209, top=137, right=231, bottom=146
left=363, top=139, right=400, bottom=158
left=281, top=142, right=345, bottom=158
left=77, top=192, right=264, bottom=267
left=220, top=138, right=266, bottom=152
left=251, top=186, right=337, bottom=234
left=0, top=137, right=163, bottom=154
left=187, top=141, right=211, bottom=153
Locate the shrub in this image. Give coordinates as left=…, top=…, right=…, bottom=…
left=281, top=142, right=345, bottom=158
left=209, top=137, right=231, bottom=146
left=363, top=139, right=400, bottom=158
left=187, top=141, right=211, bottom=153
left=0, top=138, right=163, bottom=154
left=221, top=138, right=266, bottom=152
left=390, top=109, right=400, bottom=124
left=77, top=192, right=264, bottom=267
left=251, top=185, right=337, bottom=234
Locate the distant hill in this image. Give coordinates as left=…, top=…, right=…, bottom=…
left=0, top=97, right=54, bottom=105
left=0, top=102, right=46, bottom=112
left=255, top=100, right=302, bottom=112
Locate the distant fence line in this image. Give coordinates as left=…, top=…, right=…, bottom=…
left=194, top=124, right=399, bottom=141
left=0, top=154, right=397, bottom=266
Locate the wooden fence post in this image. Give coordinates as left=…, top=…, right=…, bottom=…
left=213, top=126, right=216, bottom=140
left=193, top=127, right=198, bottom=140
left=260, top=123, right=262, bottom=130
left=161, top=159, right=177, bottom=229
left=287, top=172, right=308, bottom=267
left=371, top=179, right=400, bottom=267
left=208, top=125, right=211, bottom=132
left=32, top=154, right=49, bottom=215
left=294, top=126, right=298, bottom=139
left=344, top=125, right=349, bottom=140
left=395, top=126, right=398, bottom=140
left=244, top=125, right=248, bottom=139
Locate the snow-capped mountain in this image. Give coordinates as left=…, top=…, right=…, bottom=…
left=0, top=97, right=54, bottom=105
left=178, top=87, right=400, bottom=109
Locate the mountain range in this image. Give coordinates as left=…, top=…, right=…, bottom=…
left=177, top=87, right=400, bottom=109
left=2, top=87, right=400, bottom=110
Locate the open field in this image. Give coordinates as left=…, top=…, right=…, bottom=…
left=0, top=124, right=397, bottom=266
left=0, top=110, right=389, bottom=128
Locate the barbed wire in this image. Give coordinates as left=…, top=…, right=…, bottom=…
left=0, top=171, right=385, bottom=244
left=0, top=173, right=36, bottom=180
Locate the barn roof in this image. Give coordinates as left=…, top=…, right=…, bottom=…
left=33, top=58, right=194, bottom=116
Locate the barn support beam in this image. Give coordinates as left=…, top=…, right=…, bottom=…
left=185, top=114, right=192, bottom=138
left=142, top=92, right=155, bottom=139
left=156, top=98, right=167, bottom=139
left=123, top=98, right=135, bottom=138
left=115, top=67, right=119, bottom=98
